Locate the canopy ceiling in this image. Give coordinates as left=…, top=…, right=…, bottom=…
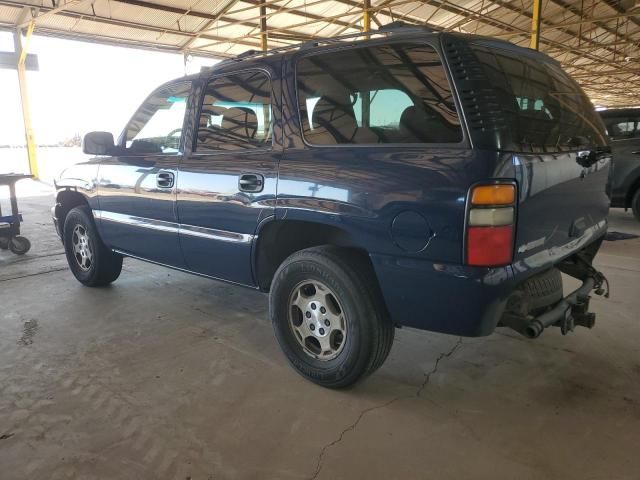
left=1, top=0, right=639, bottom=107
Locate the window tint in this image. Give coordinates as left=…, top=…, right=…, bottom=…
left=197, top=71, right=272, bottom=152
left=604, top=118, right=638, bottom=139
left=296, top=44, right=462, bottom=145
left=125, top=82, right=190, bottom=154
left=470, top=44, right=607, bottom=149
left=353, top=89, right=415, bottom=128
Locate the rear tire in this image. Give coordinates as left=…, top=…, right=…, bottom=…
left=270, top=246, right=394, bottom=388
left=632, top=188, right=640, bottom=222
left=63, top=206, right=122, bottom=286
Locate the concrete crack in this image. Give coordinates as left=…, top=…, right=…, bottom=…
left=0, top=267, right=69, bottom=283
left=307, top=396, right=402, bottom=480
left=307, top=337, right=463, bottom=480
left=416, top=337, right=463, bottom=398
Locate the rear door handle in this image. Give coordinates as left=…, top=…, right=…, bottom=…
left=632, top=151, right=640, bottom=155
left=156, top=171, right=174, bottom=188
left=238, top=173, right=264, bottom=193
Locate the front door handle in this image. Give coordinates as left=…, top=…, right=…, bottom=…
left=156, top=171, right=174, bottom=188
left=238, top=173, right=264, bottom=193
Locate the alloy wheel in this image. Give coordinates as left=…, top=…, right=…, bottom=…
left=288, top=280, right=347, bottom=361
left=72, top=224, right=93, bottom=271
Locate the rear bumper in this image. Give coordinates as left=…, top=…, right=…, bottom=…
left=370, top=226, right=607, bottom=337
left=370, top=254, right=515, bottom=336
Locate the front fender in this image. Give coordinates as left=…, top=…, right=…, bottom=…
left=55, top=161, right=100, bottom=199
left=53, top=161, right=101, bottom=239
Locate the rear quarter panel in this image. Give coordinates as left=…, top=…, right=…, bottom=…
left=509, top=151, right=610, bottom=270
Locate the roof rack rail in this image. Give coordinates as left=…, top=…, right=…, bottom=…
left=299, top=22, right=437, bottom=50
left=212, top=42, right=306, bottom=68
left=378, top=20, right=440, bottom=33
left=207, top=21, right=440, bottom=70
left=235, top=49, right=260, bottom=59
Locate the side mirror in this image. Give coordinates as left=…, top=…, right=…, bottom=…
left=576, top=150, right=597, bottom=168
left=82, top=131, right=115, bottom=155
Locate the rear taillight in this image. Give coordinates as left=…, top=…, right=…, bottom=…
left=466, top=184, right=516, bottom=267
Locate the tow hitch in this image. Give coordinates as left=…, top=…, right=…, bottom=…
left=502, top=270, right=610, bottom=339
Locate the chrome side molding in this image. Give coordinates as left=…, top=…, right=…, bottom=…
left=94, top=210, right=253, bottom=244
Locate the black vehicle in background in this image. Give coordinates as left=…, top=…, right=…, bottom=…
left=600, top=108, right=640, bottom=220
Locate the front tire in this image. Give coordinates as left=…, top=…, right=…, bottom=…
left=270, top=246, right=394, bottom=388
left=63, top=206, right=122, bottom=286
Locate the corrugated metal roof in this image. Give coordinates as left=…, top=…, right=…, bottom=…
left=1, top=0, right=639, bottom=106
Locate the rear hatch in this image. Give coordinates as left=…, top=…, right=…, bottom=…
left=444, top=35, right=610, bottom=266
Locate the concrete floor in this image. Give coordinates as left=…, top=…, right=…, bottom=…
left=1, top=191, right=639, bottom=480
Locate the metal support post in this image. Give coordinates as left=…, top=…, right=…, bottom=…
left=14, top=21, right=38, bottom=179
left=530, top=0, right=542, bottom=50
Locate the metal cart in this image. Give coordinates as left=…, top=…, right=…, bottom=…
left=0, top=173, right=32, bottom=255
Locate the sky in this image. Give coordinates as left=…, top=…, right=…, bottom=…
left=0, top=32, right=216, bottom=146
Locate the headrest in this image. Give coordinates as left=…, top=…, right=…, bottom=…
left=200, top=105, right=228, bottom=128
left=221, top=107, right=258, bottom=140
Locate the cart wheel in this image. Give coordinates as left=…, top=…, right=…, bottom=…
left=0, top=237, right=8, bottom=250
left=9, top=236, right=31, bottom=255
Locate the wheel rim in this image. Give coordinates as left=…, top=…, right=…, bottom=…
left=288, top=280, right=347, bottom=361
left=71, top=224, right=93, bottom=271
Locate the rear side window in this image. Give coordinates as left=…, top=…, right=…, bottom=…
left=196, top=71, right=272, bottom=152
left=470, top=44, right=607, bottom=149
left=296, top=43, right=462, bottom=145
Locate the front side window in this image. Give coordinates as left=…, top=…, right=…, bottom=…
left=125, top=82, right=191, bottom=154
left=196, top=71, right=272, bottom=152
left=296, top=43, right=462, bottom=145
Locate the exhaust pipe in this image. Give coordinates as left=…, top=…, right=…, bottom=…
left=502, top=276, right=598, bottom=339
left=501, top=313, right=539, bottom=339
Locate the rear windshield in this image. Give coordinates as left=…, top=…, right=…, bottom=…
left=470, top=43, right=607, bottom=150
left=296, top=43, right=463, bottom=145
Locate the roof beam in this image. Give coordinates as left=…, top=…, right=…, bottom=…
left=548, top=0, right=640, bottom=50
left=180, top=0, right=243, bottom=51
left=601, top=0, right=640, bottom=29
left=1, top=0, right=263, bottom=49
left=18, top=0, right=90, bottom=28
left=446, top=0, right=637, bottom=60
left=240, top=0, right=357, bottom=30
left=115, top=0, right=357, bottom=33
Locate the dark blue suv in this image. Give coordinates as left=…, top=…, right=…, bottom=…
left=53, top=26, right=611, bottom=387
